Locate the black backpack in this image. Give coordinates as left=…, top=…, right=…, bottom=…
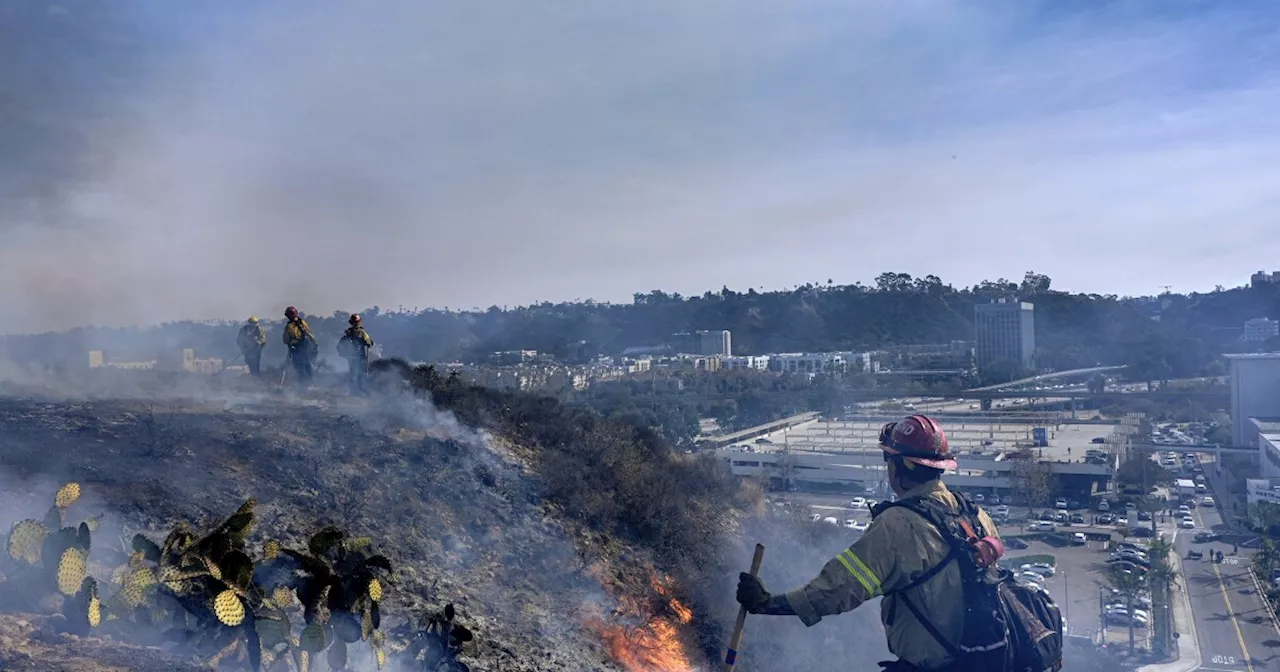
left=872, top=493, right=1064, bottom=672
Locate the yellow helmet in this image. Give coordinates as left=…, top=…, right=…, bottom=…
left=248, top=316, right=259, bottom=324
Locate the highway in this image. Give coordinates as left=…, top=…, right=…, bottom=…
left=1178, top=500, right=1280, bottom=672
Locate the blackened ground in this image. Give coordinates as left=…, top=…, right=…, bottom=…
left=0, top=394, right=621, bottom=671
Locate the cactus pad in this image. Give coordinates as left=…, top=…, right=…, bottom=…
left=368, top=577, right=383, bottom=602
left=55, top=482, right=81, bottom=509
left=300, top=622, right=327, bottom=652
left=56, top=548, right=88, bottom=596
left=7, top=519, right=47, bottom=565
left=213, top=589, right=245, bottom=626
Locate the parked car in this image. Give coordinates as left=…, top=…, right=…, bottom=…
left=844, top=519, right=858, bottom=529
left=995, top=504, right=1010, bottom=517
left=1070, top=513, right=1086, bottom=524
left=1040, top=511, right=1055, bottom=521
left=1055, top=498, right=1068, bottom=509
left=1054, top=512, right=1068, bottom=523
left=1029, top=522, right=1056, bottom=532
left=851, top=520, right=869, bottom=532
left=1098, top=513, right=1116, bottom=524
left=1137, top=511, right=1152, bottom=521
left=1097, top=500, right=1111, bottom=512
left=1179, top=517, right=1196, bottom=529
left=1005, top=537, right=1029, bottom=549
left=974, top=493, right=985, bottom=503
left=1202, top=496, right=1216, bottom=507
left=823, top=516, right=840, bottom=526
left=1022, top=562, right=1056, bottom=577
left=849, top=497, right=867, bottom=509
left=1017, top=571, right=1045, bottom=584
left=1072, top=532, right=1087, bottom=545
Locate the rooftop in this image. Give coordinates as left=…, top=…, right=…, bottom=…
left=1250, top=418, right=1280, bottom=434
left=737, top=418, right=1119, bottom=464
left=1225, top=353, right=1280, bottom=360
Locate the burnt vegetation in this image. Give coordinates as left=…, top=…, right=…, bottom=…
left=369, top=358, right=749, bottom=651
left=2, top=484, right=474, bottom=671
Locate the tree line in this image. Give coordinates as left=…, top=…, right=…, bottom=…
left=8, top=272, right=1280, bottom=384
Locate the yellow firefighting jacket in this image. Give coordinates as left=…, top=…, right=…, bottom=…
left=236, top=324, right=267, bottom=352
left=340, top=326, right=374, bottom=358
left=283, top=318, right=314, bottom=349
left=782, top=480, right=1001, bottom=670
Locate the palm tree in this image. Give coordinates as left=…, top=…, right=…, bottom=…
left=1103, top=563, right=1149, bottom=655
left=1145, top=537, right=1179, bottom=655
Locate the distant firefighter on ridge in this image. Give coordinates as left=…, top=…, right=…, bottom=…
left=282, top=306, right=318, bottom=385
left=338, top=313, right=375, bottom=395
left=236, top=316, right=268, bottom=376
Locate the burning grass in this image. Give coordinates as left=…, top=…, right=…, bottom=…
left=580, top=564, right=699, bottom=672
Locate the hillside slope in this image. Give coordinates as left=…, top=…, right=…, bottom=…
left=0, top=392, right=632, bottom=670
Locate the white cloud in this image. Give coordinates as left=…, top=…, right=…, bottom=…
left=3, top=0, right=1279, bottom=331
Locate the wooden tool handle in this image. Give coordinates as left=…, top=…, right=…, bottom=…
left=724, top=543, right=766, bottom=671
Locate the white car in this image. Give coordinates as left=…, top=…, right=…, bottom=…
left=1017, top=571, right=1045, bottom=584
left=844, top=519, right=858, bottom=529
left=1021, top=563, right=1056, bottom=577
left=1029, top=522, right=1056, bottom=532
left=1072, top=532, right=1087, bottom=545
left=1116, top=516, right=1128, bottom=526
left=995, top=505, right=1010, bottom=517
left=823, top=516, right=840, bottom=526
left=1179, top=517, right=1196, bottom=529
left=1055, top=499, right=1068, bottom=509
left=1178, top=505, right=1191, bottom=515
left=851, top=520, right=869, bottom=532
left=850, top=497, right=867, bottom=509
left=1201, top=496, right=1215, bottom=507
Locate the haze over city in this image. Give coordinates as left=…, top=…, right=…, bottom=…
left=4, top=0, right=1280, bottom=332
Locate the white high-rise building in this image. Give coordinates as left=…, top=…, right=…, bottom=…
left=1243, top=318, right=1279, bottom=344
left=1226, top=355, right=1280, bottom=477
left=974, top=300, right=1035, bottom=371
left=697, top=330, right=732, bottom=357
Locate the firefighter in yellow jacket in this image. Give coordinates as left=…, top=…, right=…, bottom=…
left=282, top=306, right=317, bottom=384
left=736, top=414, right=1002, bottom=672
left=337, top=313, right=374, bottom=395
left=235, top=317, right=268, bottom=376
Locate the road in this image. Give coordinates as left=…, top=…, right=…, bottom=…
left=1179, top=500, right=1280, bottom=672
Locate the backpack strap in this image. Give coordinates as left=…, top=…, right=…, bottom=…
left=874, top=493, right=990, bottom=661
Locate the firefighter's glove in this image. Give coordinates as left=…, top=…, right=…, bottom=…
left=736, top=573, right=770, bottom=612
left=736, top=574, right=797, bottom=616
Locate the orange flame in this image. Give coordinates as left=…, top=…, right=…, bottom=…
left=585, top=572, right=697, bottom=672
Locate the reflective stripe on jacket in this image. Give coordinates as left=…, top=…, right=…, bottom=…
left=782, top=480, right=1001, bottom=670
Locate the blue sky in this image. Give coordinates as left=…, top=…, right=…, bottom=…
left=4, top=0, right=1280, bottom=328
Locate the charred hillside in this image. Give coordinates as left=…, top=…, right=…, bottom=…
left=0, top=363, right=764, bottom=671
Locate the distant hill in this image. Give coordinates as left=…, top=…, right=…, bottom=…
left=5, top=272, right=1279, bottom=382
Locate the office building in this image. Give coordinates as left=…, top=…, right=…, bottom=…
left=1244, top=318, right=1280, bottom=344
left=1226, top=353, right=1280, bottom=449
left=1251, top=271, right=1280, bottom=288
left=974, top=300, right=1035, bottom=371
left=697, top=330, right=732, bottom=357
